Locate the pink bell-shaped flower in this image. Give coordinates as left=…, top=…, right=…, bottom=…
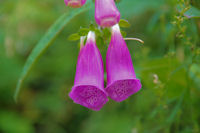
left=105, top=24, right=142, bottom=102
left=64, top=0, right=86, bottom=8
left=69, top=32, right=108, bottom=111
left=95, top=0, right=120, bottom=27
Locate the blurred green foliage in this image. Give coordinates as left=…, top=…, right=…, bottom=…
left=0, top=0, right=200, bottom=133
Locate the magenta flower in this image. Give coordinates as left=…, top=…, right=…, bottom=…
left=95, top=0, right=120, bottom=27
left=69, top=31, right=108, bottom=111
left=64, top=0, right=86, bottom=8
left=105, top=24, right=142, bottom=102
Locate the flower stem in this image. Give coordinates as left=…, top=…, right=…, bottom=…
left=124, top=37, right=144, bottom=44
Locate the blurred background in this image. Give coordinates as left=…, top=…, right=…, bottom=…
left=0, top=0, right=200, bottom=133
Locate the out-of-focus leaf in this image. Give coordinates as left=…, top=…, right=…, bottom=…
left=146, top=11, right=162, bottom=33
left=191, top=0, right=200, bottom=9
left=0, top=111, right=34, bottom=133
left=119, top=19, right=131, bottom=28
left=0, top=31, right=5, bottom=56
left=68, top=33, right=80, bottom=41
left=118, top=0, right=165, bottom=17
left=183, top=6, right=200, bottom=18
left=189, top=64, right=200, bottom=90
left=14, top=4, right=91, bottom=101
left=167, top=91, right=185, bottom=123
left=149, top=97, right=177, bottom=119
left=83, top=113, right=133, bottom=133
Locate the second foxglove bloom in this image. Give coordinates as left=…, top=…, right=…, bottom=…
left=105, top=24, right=142, bottom=102
left=64, top=0, right=86, bottom=8
left=69, top=31, right=108, bottom=111
left=95, top=0, right=120, bottom=27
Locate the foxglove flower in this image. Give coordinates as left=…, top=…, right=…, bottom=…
left=64, top=0, right=86, bottom=8
left=69, top=32, right=108, bottom=111
left=105, top=24, right=142, bottom=102
left=95, top=0, right=120, bottom=27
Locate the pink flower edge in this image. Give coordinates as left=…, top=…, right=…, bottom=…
left=105, top=79, right=142, bottom=102
left=69, top=85, right=108, bottom=111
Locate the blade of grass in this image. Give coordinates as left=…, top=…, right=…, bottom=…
left=167, top=91, right=185, bottom=123
left=14, top=4, right=91, bottom=102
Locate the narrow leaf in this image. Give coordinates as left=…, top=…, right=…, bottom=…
left=14, top=5, right=91, bottom=102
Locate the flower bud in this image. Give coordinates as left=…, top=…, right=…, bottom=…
left=64, top=0, right=86, bottom=8
left=95, top=0, right=120, bottom=27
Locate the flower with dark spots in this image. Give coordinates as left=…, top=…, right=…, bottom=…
left=105, top=24, right=142, bottom=102
left=69, top=31, right=108, bottom=111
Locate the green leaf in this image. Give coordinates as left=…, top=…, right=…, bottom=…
left=119, top=19, right=131, bottom=28
left=68, top=33, right=80, bottom=41
left=78, top=28, right=89, bottom=36
left=14, top=4, right=91, bottom=102
left=184, top=6, right=200, bottom=18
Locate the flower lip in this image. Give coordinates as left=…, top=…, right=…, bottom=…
left=105, top=79, right=142, bottom=102
left=69, top=85, right=108, bottom=111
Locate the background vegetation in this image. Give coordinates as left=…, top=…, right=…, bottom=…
left=0, top=0, right=200, bottom=133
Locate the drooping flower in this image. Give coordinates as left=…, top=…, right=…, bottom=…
left=64, top=0, right=86, bottom=8
left=95, top=0, right=120, bottom=27
left=105, top=24, right=142, bottom=102
left=69, top=31, right=108, bottom=111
